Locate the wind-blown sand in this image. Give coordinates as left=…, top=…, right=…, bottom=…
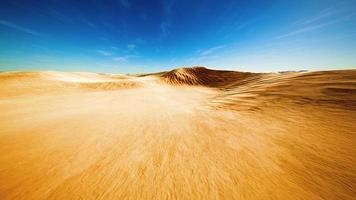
left=0, top=67, right=355, bottom=199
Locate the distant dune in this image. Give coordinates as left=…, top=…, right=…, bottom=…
left=160, top=66, right=256, bottom=87
left=0, top=67, right=355, bottom=199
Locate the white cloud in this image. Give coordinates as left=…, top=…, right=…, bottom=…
left=127, top=44, right=136, bottom=50
left=134, top=38, right=146, bottom=44
left=97, top=50, right=114, bottom=56
left=199, top=45, right=226, bottom=56
left=49, top=10, right=73, bottom=24
left=278, top=13, right=355, bottom=38
left=298, top=8, right=335, bottom=25
left=160, top=21, right=171, bottom=37
left=0, top=19, right=42, bottom=36
left=113, top=57, right=127, bottom=62
left=160, top=0, right=176, bottom=37
left=82, top=18, right=96, bottom=28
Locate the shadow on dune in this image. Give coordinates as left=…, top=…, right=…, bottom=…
left=159, top=66, right=356, bottom=111
left=160, top=66, right=257, bottom=87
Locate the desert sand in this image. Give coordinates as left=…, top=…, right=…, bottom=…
left=0, top=67, right=355, bottom=199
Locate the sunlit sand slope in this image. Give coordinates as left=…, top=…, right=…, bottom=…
left=0, top=67, right=355, bottom=200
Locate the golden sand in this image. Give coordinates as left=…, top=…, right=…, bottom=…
left=0, top=67, right=355, bottom=199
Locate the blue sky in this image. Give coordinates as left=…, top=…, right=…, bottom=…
left=0, top=0, right=356, bottom=73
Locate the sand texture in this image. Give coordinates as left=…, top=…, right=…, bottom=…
left=0, top=67, right=355, bottom=199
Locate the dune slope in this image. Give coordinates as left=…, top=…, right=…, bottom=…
left=0, top=67, right=355, bottom=200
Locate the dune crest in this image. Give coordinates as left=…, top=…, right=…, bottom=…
left=161, top=66, right=256, bottom=87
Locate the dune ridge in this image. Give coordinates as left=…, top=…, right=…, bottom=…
left=0, top=67, right=355, bottom=200
left=160, top=66, right=257, bottom=87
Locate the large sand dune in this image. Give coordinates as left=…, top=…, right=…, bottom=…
left=0, top=67, right=355, bottom=199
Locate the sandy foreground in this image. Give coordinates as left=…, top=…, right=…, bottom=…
left=0, top=67, right=355, bottom=199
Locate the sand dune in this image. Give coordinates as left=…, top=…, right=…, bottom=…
left=0, top=67, right=355, bottom=199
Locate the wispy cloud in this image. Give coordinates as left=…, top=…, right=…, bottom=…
left=113, top=56, right=127, bottom=62
left=186, top=54, right=220, bottom=64
left=199, top=45, right=226, bottom=56
left=81, top=17, right=96, bottom=28
left=160, top=0, right=176, bottom=37
left=234, top=17, right=262, bottom=31
left=97, top=50, right=114, bottom=56
left=119, top=0, right=131, bottom=8
left=0, top=19, right=42, bottom=36
left=185, top=45, right=226, bottom=64
left=49, top=10, right=73, bottom=24
left=298, top=8, right=335, bottom=25
left=160, top=21, right=170, bottom=37
left=127, top=44, right=136, bottom=50
left=113, top=54, right=139, bottom=62
left=278, top=13, right=355, bottom=38
left=97, top=46, right=139, bottom=62
left=134, top=38, right=146, bottom=44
